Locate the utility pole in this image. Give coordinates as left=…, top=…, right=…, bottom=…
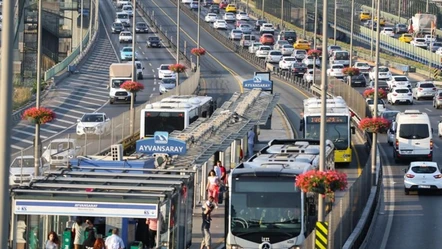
left=35, top=0, right=43, bottom=175
left=130, top=0, right=137, bottom=135
left=0, top=0, right=14, bottom=247
left=313, top=0, right=318, bottom=48
left=80, top=0, right=84, bottom=53
left=303, top=0, right=306, bottom=38
left=333, top=0, right=337, bottom=44
left=370, top=0, right=375, bottom=59
left=89, top=0, right=93, bottom=44
left=349, top=0, right=355, bottom=66
left=197, top=0, right=201, bottom=68
left=426, top=0, right=429, bottom=12
left=280, top=0, right=284, bottom=29
left=372, top=0, right=381, bottom=185
left=261, top=0, right=265, bottom=19
left=318, top=0, right=329, bottom=223
left=176, top=0, right=181, bottom=95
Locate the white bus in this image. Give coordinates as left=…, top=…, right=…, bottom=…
left=253, top=139, right=335, bottom=170
left=139, top=95, right=215, bottom=138
left=227, top=140, right=325, bottom=249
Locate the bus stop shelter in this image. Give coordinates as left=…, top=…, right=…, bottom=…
left=9, top=168, right=195, bottom=249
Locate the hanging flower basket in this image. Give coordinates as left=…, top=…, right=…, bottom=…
left=363, top=88, right=387, bottom=99
left=120, top=81, right=145, bottom=93
left=343, top=67, right=360, bottom=77
left=191, top=47, right=206, bottom=56
left=307, top=49, right=322, bottom=57
left=359, top=117, right=390, bottom=133
left=22, top=107, right=56, bottom=125
left=169, top=63, right=187, bottom=73
left=295, top=170, right=348, bottom=197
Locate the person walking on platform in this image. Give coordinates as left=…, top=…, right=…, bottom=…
left=105, top=228, right=125, bottom=249
left=72, top=217, right=86, bottom=249
left=45, top=231, right=60, bottom=249
left=206, top=170, right=221, bottom=208
left=146, top=217, right=158, bottom=249
left=247, top=129, right=256, bottom=159
left=201, top=197, right=215, bottom=249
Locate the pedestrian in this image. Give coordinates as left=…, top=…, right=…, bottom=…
left=45, top=231, right=60, bottom=249
left=200, top=197, right=215, bottom=249
left=104, top=228, right=125, bottom=249
left=213, top=161, right=222, bottom=179
left=93, top=234, right=105, bottom=249
left=206, top=170, right=221, bottom=208
left=72, top=217, right=86, bottom=249
left=247, top=128, right=256, bottom=158
left=83, top=219, right=96, bottom=249
left=146, top=218, right=159, bottom=249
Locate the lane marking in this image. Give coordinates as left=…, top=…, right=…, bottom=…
left=379, top=145, right=395, bottom=249
left=11, top=136, right=34, bottom=145
left=44, top=122, right=71, bottom=129
left=11, top=144, right=24, bottom=150
left=57, top=91, right=108, bottom=103
left=425, top=108, right=432, bottom=112
left=48, top=105, right=90, bottom=115
left=51, top=100, right=97, bottom=111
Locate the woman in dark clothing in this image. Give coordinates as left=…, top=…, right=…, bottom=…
left=83, top=220, right=96, bottom=249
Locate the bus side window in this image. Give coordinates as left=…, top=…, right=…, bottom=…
left=189, top=108, right=199, bottom=124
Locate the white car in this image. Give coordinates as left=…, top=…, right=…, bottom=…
left=369, top=66, right=392, bottom=80
left=157, top=64, right=176, bottom=79
left=302, top=56, right=321, bottom=67
left=280, top=44, right=294, bottom=56
left=439, top=120, right=442, bottom=137
left=255, top=45, right=271, bottom=58
left=292, top=49, right=307, bottom=60
left=260, top=23, right=275, bottom=34
left=229, top=29, right=243, bottom=40
left=386, top=75, right=410, bottom=89
left=236, top=12, right=250, bottom=21
left=404, top=161, right=442, bottom=195
left=159, top=78, right=177, bottom=95
left=121, top=4, right=133, bottom=17
left=42, top=138, right=82, bottom=166
left=248, top=42, right=262, bottom=54
left=182, top=0, right=192, bottom=3
left=279, top=56, right=297, bottom=69
left=9, top=156, right=49, bottom=185
left=411, top=38, right=428, bottom=48
left=265, top=50, right=283, bottom=63
left=213, top=20, right=227, bottom=29
left=223, top=12, right=236, bottom=22
left=380, top=27, right=395, bottom=37
left=412, top=81, right=436, bottom=100
left=205, top=13, right=218, bottom=23
left=119, top=31, right=133, bottom=43
left=303, top=69, right=320, bottom=84
left=327, top=64, right=345, bottom=78
left=366, top=98, right=386, bottom=116
left=76, top=113, right=111, bottom=136
left=353, top=62, right=371, bottom=74
left=387, top=87, right=413, bottom=105
left=436, top=47, right=442, bottom=56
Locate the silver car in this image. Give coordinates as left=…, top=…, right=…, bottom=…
left=387, top=121, right=397, bottom=146
left=433, top=89, right=442, bottom=109
left=412, top=81, right=436, bottom=100
left=280, top=44, right=294, bottom=56
left=229, top=29, right=243, bottom=40
left=292, top=49, right=307, bottom=60
left=238, top=24, right=252, bottom=34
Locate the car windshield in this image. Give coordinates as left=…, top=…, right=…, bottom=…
left=285, top=31, right=296, bottom=36
left=160, top=65, right=170, bottom=70
left=81, top=114, right=104, bottom=122
left=260, top=47, right=270, bottom=50
left=397, top=24, right=406, bottom=28
left=395, top=89, right=409, bottom=93
left=282, top=45, right=292, bottom=48
left=11, top=158, right=34, bottom=168
left=366, top=99, right=384, bottom=105
left=270, top=51, right=282, bottom=55
left=233, top=30, right=242, bottom=33
left=382, top=112, right=398, bottom=121
left=121, top=32, right=131, bottom=36
left=333, top=65, right=343, bottom=69
left=404, top=34, right=412, bottom=37
left=420, top=83, right=435, bottom=88
left=149, top=37, right=159, bottom=41
left=137, top=23, right=146, bottom=27
left=378, top=67, right=389, bottom=72
left=284, top=57, right=296, bottom=61
left=296, top=50, right=306, bottom=54
left=395, top=77, right=407, bottom=81
left=241, top=24, right=251, bottom=28
left=123, top=47, right=132, bottom=52
left=411, top=166, right=437, bottom=174
left=399, top=124, right=429, bottom=139
left=353, top=74, right=365, bottom=80
left=114, top=23, right=123, bottom=28
left=257, top=20, right=266, bottom=24
left=358, top=63, right=369, bottom=67
left=384, top=28, right=393, bottom=31
left=330, top=46, right=341, bottom=50
left=416, top=39, right=426, bottom=42
left=161, top=78, right=176, bottom=84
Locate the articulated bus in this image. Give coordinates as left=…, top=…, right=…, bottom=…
left=139, top=95, right=215, bottom=138
left=227, top=139, right=327, bottom=249
left=301, top=97, right=355, bottom=164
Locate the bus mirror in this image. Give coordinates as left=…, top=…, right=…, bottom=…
left=351, top=126, right=356, bottom=134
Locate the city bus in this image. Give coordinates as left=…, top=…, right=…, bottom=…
left=301, top=97, right=355, bottom=164
left=139, top=95, right=215, bottom=138
left=227, top=140, right=322, bottom=249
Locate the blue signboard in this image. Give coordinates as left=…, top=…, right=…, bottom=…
left=136, top=131, right=187, bottom=155
left=243, top=76, right=273, bottom=91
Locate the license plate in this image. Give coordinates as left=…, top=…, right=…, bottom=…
left=400, top=99, right=406, bottom=102
left=425, top=92, right=432, bottom=95
left=118, top=97, right=126, bottom=100
left=355, top=81, right=361, bottom=84
left=401, top=150, right=412, bottom=154
left=419, top=185, right=431, bottom=189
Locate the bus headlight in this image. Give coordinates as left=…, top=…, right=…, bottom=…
left=227, top=245, right=244, bottom=249
left=289, top=246, right=301, bottom=249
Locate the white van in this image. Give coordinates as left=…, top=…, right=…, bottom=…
left=393, top=110, right=433, bottom=162
left=115, top=12, right=130, bottom=27
left=329, top=50, right=350, bottom=67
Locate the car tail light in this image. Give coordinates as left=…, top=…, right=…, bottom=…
left=405, top=174, right=415, bottom=178
left=393, top=85, right=396, bottom=88
left=393, top=93, right=397, bottom=96
left=419, top=88, right=423, bottom=91
left=395, top=139, right=399, bottom=148
left=438, top=96, right=442, bottom=100
left=330, top=69, right=333, bottom=72
left=434, top=174, right=442, bottom=179
left=433, top=88, right=437, bottom=91
left=408, top=93, right=412, bottom=96
left=430, top=139, right=433, bottom=150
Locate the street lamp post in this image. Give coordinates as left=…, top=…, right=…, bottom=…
left=130, top=0, right=137, bottom=135
left=426, top=0, right=429, bottom=12
left=80, top=0, right=84, bottom=53
left=370, top=0, right=375, bottom=59
left=34, top=0, right=43, bottom=174
left=0, top=0, right=15, bottom=245
left=280, top=0, right=284, bottom=29
left=197, top=0, right=201, bottom=68
left=318, top=0, right=329, bottom=223
left=176, top=0, right=181, bottom=95
left=313, top=0, right=318, bottom=48
left=349, top=0, right=355, bottom=66
left=333, top=0, right=337, bottom=44
left=371, top=0, right=381, bottom=185
left=303, top=0, right=306, bottom=38
left=261, top=0, right=265, bottom=19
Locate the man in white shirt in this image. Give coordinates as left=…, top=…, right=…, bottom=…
left=105, top=228, right=125, bottom=249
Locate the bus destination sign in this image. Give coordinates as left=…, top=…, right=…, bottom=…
left=306, top=116, right=348, bottom=123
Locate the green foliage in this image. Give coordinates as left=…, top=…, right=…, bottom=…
left=31, top=80, right=47, bottom=95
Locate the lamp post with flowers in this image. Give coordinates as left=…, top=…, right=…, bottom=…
left=120, top=81, right=145, bottom=135
left=359, top=117, right=389, bottom=133
left=307, top=49, right=321, bottom=86
left=169, top=63, right=187, bottom=95
left=191, top=47, right=206, bottom=70
left=343, top=67, right=360, bottom=86
left=363, top=88, right=387, bottom=99
left=22, top=107, right=56, bottom=177
left=295, top=170, right=348, bottom=202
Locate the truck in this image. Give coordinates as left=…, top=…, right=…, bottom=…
left=408, top=13, right=437, bottom=35
left=109, top=63, right=134, bottom=104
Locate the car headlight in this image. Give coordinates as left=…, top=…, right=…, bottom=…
left=227, top=245, right=244, bottom=249
left=77, top=123, right=83, bottom=129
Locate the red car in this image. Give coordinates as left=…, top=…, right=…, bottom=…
left=259, top=34, right=275, bottom=45
left=235, top=20, right=246, bottom=28
left=219, top=1, right=228, bottom=8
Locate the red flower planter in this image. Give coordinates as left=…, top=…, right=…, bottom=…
left=307, top=49, right=322, bottom=57
left=295, top=170, right=348, bottom=195
left=169, top=63, right=187, bottom=73
left=121, top=81, right=145, bottom=93
left=363, top=88, right=387, bottom=99
left=22, top=107, right=56, bottom=125
left=343, top=67, right=360, bottom=77
left=191, top=47, right=206, bottom=56
left=359, top=117, right=390, bottom=133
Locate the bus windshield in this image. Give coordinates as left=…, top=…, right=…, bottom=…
left=144, top=111, right=185, bottom=136
left=230, top=176, right=302, bottom=243
left=305, top=116, right=349, bottom=150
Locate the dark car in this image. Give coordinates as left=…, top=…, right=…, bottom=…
left=291, top=63, right=307, bottom=77
left=135, top=22, right=149, bottom=33
left=381, top=110, right=400, bottom=124
left=349, top=74, right=367, bottom=87
left=367, top=80, right=389, bottom=92
left=255, top=19, right=266, bottom=31
left=208, top=4, right=219, bottom=13
left=395, top=23, right=408, bottom=34
left=147, top=36, right=161, bottom=48
left=111, top=22, right=124, bottom=34
left=203, top=0, right=213, bottom=7
left=278, top=30, right=297, bottom=44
